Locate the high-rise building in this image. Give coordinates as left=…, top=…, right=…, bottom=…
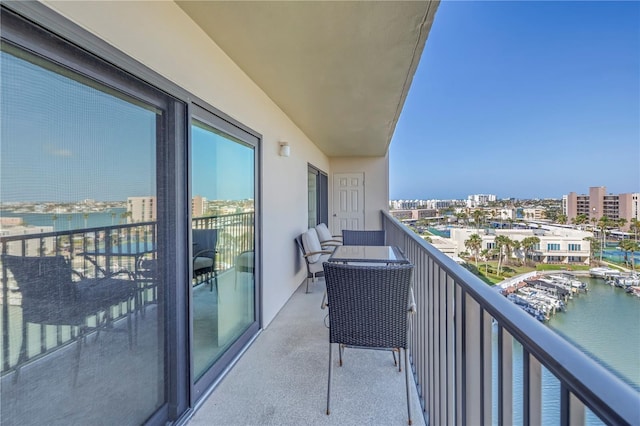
left=466, top=194, right=496, bottom=208
left=192, top=195, right=207, bottom=218
left=564, top=186, right=639, bottom=229
left=127, top=196, right=156, bottom=223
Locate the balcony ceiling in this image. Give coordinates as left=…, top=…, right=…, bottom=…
left=176, top=1, right=438, bottom=157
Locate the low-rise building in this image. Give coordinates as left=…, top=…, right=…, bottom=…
left=449, top=226, right=592, bottom=264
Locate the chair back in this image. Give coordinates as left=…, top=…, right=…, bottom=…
left=193, top=228, right=218, bottom=258
left=342, top=230, right=386, bottom=246
left=315, top=223, right=334, bottom=243
left=300, top=228, right=324, bottom=263
left=323, top=262, right=413, bottom=349
left=2, top=255, right=81, bottom=325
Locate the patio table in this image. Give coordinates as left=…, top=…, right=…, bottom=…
left=327, top=245, right=409, bottom=264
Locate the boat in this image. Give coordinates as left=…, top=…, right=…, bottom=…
left=548, top=273, right=588, bottom=291
left=625, top=286, right=640, bottom=297
left=614, top=273, right=640, bottom=288
left=589, top=267, right=621, bottom=279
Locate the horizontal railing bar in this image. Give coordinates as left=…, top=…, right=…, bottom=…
left=0, top=221, right=156, bottom=243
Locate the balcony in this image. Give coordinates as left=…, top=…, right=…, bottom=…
left=1, top=212, right=638, bottom=425
left=188, top=212, right=639, bottom=425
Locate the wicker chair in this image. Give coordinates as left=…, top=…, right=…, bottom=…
left=314, top=223, right=342, bottom=249
left=2, top=254, right=136, bottom=384
left=192, top=228, right=218, bottom=294
left=341, top=229, right=386, bottom=246
left=295, top=229, right=332, bottom=293
left=323, top=262, right=414, bottom=424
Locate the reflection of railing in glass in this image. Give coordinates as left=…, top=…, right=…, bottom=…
left=192, top=212, right=255, bottom=273
left=0, top=211, right=253, bottom=375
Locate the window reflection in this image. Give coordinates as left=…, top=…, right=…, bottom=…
left=191, top=120, right=255, bottom=380
left=1, top=44, right=164, bottom=424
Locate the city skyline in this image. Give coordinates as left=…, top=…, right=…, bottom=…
left=389, top=1, right=640, bottom=200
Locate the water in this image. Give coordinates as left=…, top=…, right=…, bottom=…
left=494, top=277, right=639, bottom=425
left=0, top=209, right=126, bottom=231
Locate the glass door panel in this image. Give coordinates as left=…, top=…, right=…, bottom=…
left=1, top=42, right=166, bottom=425
left=191, top=120, right=255, bottom=381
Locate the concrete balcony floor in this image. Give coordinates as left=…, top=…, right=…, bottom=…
left=188, top=278, right=425, bottom=426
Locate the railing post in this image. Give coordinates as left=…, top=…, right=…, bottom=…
left=523, top=349, right=542, bottom=426
left=464, top=293, right=482, bottom=423
left=498, top=325, right=513, bottom=426
left=561, top=385, right=586, bottom=426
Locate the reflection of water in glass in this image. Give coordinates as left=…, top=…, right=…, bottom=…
left=492, top=277, right=639, bottom=425
left=1, top=209, right=127, bottom=231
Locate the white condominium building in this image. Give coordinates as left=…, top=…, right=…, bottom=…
left=450, top=226, right=592, bottom=265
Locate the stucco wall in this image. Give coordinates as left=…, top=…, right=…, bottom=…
left=42, top=0, right=329, bottom=327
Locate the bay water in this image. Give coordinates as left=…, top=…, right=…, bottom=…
left=494, top=276, right=639, bottom=425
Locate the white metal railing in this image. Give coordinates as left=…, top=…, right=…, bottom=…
left=382, top=211, right=639, bottom=425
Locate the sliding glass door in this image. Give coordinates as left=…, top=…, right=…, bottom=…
left=190, top=106, right=259, bottom=394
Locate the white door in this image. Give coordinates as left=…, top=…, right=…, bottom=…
left=332, top=172, right=364, bottom=234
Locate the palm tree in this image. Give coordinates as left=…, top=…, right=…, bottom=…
left=472, top=210, right=485, bottom=230
left=494, top=235, right=511, bottom=276
left=620, top=239, right=639, bottom=271
left=597, top=216, right=611, bottom=263
left=511, top=239, right=522, bottom=265
left=52, top=214, right=58, bottom=231
left=83, top=213, right=89, bottom=229
left=480, top=248, right=490, bottom=274
left=583, top=236, right=600, bottom=266
left=464, top=233, right=483, bottom=269
left=557, top=214, right=567, bottom=225
left=630, top=218, right=640, bottom=242
left=617, top=218, right=627, bottom=234
left=521, top=236, right=539, bottom=266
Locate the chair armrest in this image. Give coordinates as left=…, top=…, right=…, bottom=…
left=303, top=250, right=332, bottom=258
left=323, top=238, right=342, bottom=244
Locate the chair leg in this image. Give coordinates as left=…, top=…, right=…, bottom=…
left=72, top=325, right=85, bottom=387
left=12, top=323, right=29, bottom=384
left=305, top=276, right=310, bottom=294
left=127, top=300, right=133, bottom=350
left=404, top=348, right=412, bottom=425
left=339, top=344, right=344, bottom=366
left=326, top=342, right=333, bottom=415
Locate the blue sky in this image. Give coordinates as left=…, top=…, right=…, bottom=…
left=389, top=1, right=640, bottom=200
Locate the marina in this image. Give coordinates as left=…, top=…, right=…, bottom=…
left=501, top=272, right=589, bottom=322
left=497, top=275, right=639, bottom=426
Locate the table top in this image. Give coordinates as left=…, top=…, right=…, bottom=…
left=328, top=245, right=409, bottom=264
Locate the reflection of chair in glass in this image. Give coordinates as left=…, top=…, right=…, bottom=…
left=235, top=250, right=254, bottom=290
left=315, top=223, right=342, bottom=250
left=295, top=229, right=332, bottom=293
left=341, top=229, right=386, bottom=246
left=323, top=262, right=414, bottom=424
left=136, top=257, right=157, bottom=314
left=2, top=254, right=136, bottom=384
left=192, top=229, right=218, bottom=294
